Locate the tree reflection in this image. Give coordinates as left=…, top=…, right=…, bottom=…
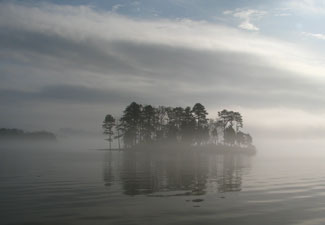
left=217, top=154, right=243, bottom=192
left=103, top=151, right=114, bottom=187
left=103, top=150, right=251, bottom=196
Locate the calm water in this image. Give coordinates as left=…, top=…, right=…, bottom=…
left=2, top=140, right=325, bottom=225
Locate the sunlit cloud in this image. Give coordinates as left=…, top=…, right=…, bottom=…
left=223, top=9, right=266, bottom=31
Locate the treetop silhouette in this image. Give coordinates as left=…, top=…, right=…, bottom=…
left=102, top=102, right=253, bottom=150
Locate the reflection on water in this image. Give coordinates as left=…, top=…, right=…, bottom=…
left=103, top=151, right=251, bottom=196
left=4, top=143, right=325, bottom=224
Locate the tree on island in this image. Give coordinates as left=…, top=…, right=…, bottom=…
left=192, top=103, right=209, bottom=145
left=224, top=125, right=236, bottom=146
left=0, top=128, right=56, bottom=141
left=120, top=102, right=142, bottom=148
left=180, top=107, right=196, bottom=144
left=102, top=102, right=254, bottom=150
left=217, top=109, right=247, bottom=145
left=102, top=114, right=115, bottom=150
left=236, top=131, right=253, bottom=147
left=114, top=118, right=122, bottom=150
left=141, top=105, right=156, bottom=143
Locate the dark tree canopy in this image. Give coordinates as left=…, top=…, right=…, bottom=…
left=102, top=114, right=116, bottom=150
left=0, top=128, right=56, bottom=141
left=102, top=102, right=254, bottom=149
left=224, top=126, right=236, bottom=146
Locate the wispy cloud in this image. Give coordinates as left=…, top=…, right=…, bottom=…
left=302, top=32, right=325, bottom=40
left=1, top=2, right=325, bottom=137
left=112, top=4, right=123, bottom=12
left=286, top=0, right=325, bottom=14
left=273, top=8, right=292, bottom=17
left=224, top=9, right=266, bottom=31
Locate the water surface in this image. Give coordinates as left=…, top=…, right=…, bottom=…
left=1, top=140, right=325, bottom=225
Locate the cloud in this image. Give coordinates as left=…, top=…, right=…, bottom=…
left=302, top=32, right=325, bottom=40
left=112, top=4, right=123, bottom=12
left=223, top=9, right=266, bottom=31
left=1, top=2, right=325, bottom=138
left=274, top=12, right=291, bottom=17
left=286, top=0, right=325, bottom=14
left=0, top=85, right=134, bottom=104
left=1, top=3, right=324, bottom=78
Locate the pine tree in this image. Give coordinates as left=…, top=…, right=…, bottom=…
left=192, top=103, right=208, bottom=145
left=102, top=114, right=116, bottom=150
left=120, top=102, right=142, bottom=148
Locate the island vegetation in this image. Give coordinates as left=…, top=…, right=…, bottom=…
left=103, top=102, right=255, bottom=153
left=0, top=128, right=57, bottom=141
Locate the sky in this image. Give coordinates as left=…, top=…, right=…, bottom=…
left=1, top=0, right=325, bottom=139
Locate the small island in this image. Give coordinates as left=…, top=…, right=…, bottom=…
left=103, top=102, right=256, bottom=154
left=0, top=128, right=57, bottom=142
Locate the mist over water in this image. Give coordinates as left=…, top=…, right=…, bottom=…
left=2, top=0, right=325, bottom=224
left=2, top=138, right=325, bottom=225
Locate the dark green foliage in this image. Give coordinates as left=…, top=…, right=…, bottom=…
left=155, top=106, right=168, bottom=140
left=217, top=109, right=247, bottom=145
left=224, top=126, right=236, bottom=146
left=120, top=102, right=142, bottom=148
left=180, top=107, right=196, bottom=143
left=236, top=131, right=253, bottom=146
left=102, top=102, right=254, bottom=149
left=141, top=105, right=156, bottom=143
left=192, top=103, right=208, bottom=127
left=236, top=131, right=245, bottom=146
left=191, top=103, right=209, bottom=145
left=102, top=114, right=116, bottom=150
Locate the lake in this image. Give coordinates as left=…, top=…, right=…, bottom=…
left=1, top=139, right=325, bottom=225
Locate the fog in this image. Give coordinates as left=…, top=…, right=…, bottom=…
left=3, top=1, right=325, bottom=224
left=1, top=2, right=325, bottom=142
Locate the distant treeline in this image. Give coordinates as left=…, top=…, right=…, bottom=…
left=103, top=102, right=253, bottom=150
left=0, top=128, right=56, bottom=141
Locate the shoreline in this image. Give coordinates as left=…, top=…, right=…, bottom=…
left=96, top=144, right=257, bottom=155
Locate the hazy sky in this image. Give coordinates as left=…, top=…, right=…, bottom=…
left=1, top=0, right=325, bottom=139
